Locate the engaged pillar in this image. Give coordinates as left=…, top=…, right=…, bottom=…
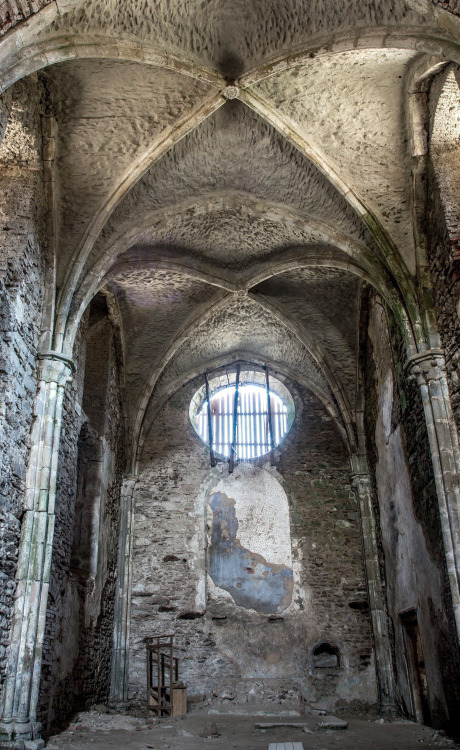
left=0, top=353, right=74, bottom=749
left=406, top=349, right=460, bottom=641
left=351, top=466, right=396, bottom=714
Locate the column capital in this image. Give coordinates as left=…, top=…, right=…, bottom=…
left=351, top=472, right=372, bottom=494
left=37, top=351, right=75, bottom=385
left=404, top=348, right=446, bottom=384
left=120, top=475, right=138, bottom=498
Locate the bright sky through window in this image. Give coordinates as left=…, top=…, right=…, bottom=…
left=196, top=383, right=288, bottom=459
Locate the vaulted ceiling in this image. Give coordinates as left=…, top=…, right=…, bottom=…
left=2, top=0, right=459, bottom=459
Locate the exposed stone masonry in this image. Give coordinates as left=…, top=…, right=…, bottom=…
left=432, top=0, right=460, bottom=15
left=0, top=0, right=52, bottom=36
left=1, top=4, right=460, bottom=747
left=0, top=78, right=46, bottom=693
left=363, top=293, right=460, bottom=730
left=39, top=301, right=126, bottom=733
left=427, top=161, right=460, bottom=431
left=129, top=373, right=376, bottom=710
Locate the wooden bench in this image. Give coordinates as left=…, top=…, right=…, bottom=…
left=268, top=744, right=305, bottom=750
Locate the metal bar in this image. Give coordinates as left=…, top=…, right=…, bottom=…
left=170, top=636, right=173, bottom=698
left=146, top=644, right=150, bottom=708
left=225, top=391, right=230, bottom=456
left=157, top=640, right=160, bottom=709
left=240, top=389, right=245, bottom=460
left=205, top=373, right=216, bottom=467
left=229, top=365, right=241, bottom=473
left=249, top=390, right=253, bottom=458
left=265, top=366, right=275, bottom=465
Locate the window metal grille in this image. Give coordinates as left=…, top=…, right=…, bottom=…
left=196, top=384, right=288, bottom=460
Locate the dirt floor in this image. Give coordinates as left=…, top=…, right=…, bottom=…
left=44, top=705, right=458, bottom=750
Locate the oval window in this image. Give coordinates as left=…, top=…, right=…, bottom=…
left=193, top=382, right=291, bottom=460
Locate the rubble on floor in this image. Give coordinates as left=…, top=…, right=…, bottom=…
left=45, top=704, right=457, bottom=750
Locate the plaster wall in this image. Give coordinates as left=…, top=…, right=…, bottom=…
left=129, top=373, right=377, bottom=711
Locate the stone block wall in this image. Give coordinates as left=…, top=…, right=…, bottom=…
left=38, top=298, right=126, bottom=733
left=426, top=160, right=460, bottom=432
left=0, top=0, right=53, bottom=36
left=0, top=78, right=46, bottom=694
left=363, top=294, right=460, bottom=730
left=130, top=373, right=377, bottom=711
left=432, top=0, right=460, bottom=15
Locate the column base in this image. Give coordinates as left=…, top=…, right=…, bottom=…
left=0, top=721, right=44, bottom=749
left=380, top=702, right=400, bottom=720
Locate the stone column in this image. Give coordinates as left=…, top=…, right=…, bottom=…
left=110, top=475, right=137, bottom=705
left=406, top=349, right=460, bottom=640
left=351, top=467, right=396, bottom=714
left=0, top=353, right=74, bottom=749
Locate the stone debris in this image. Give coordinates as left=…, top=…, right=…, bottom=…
left=198, top=721, right=221, bottom=738
left=255, top=717, right=345, bottom=734
left=316, top=715, right=348, bottom=730
left=69, top=710, right=152, bottom=732
left=92, top=704, right=110, bottom=713
left=255, top=722, right=309, bottom=730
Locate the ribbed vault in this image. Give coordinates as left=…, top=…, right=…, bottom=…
left=2, top=0, right=459, bottom=462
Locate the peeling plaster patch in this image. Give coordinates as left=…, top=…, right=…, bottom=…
left=213, top=464, right=293, bottom=565
left=208, top=464, right=293, bottom=614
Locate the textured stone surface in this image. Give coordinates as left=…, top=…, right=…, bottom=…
left=0, top=0, right=460, bottom=741
left=43, top=60, right=212, bottom=284
left=428, top=71, right=460, bottom=431
left=38, top=298, right=126, bottom=732
left=0, top=77, right=46, bottom=692
left=108, top=270, right=218, bottom=428
left=148, top=294, right=333, bottom=435
left=363, top=296, right=460, bottom=729
left=42, top=0, right=425, bottom=75
left=254, top=268, right=360, bottom=408
left=432, top=0, right=460, bottom=14
left=97, top=101, right=374, bottom=264
left=255, top=49, right=417, bottom=272
left=129, top=373, right=376, bottom=710
left=0, top=0, right=53, bottom=36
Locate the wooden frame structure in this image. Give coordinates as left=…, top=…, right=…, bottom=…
left=145, top=634, right=187, bottom=716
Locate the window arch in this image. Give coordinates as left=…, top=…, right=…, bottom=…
left=190, top=366, right=294, bottom=462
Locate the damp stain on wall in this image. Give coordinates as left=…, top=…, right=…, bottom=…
left=209, top=491, right=293, bottom=614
